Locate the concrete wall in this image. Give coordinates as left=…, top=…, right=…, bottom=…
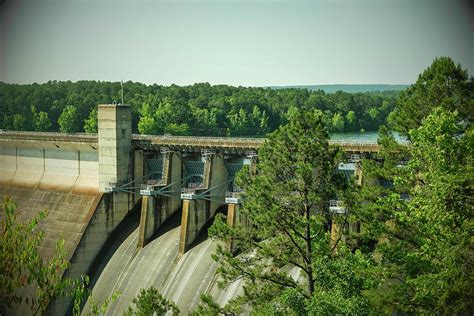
left=0, top=143, right=99, bottom=192
left=98, top=104, right=132, bottom=192
left=48, top=192, right=135, bottom=315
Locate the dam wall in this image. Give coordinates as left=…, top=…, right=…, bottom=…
left=0, top=105, right=380, bottom=315
left=0, top=133, right=99, bottom=192
left=0, top=104, right=142, bottom=315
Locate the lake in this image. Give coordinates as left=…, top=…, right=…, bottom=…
left=330, top=131, right=407, bottom=144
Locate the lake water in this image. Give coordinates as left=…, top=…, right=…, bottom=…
left=330, top=131, right=407, bottom=144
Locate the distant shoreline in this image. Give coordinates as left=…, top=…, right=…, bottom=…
left=269, top=84, right=409, bottom=93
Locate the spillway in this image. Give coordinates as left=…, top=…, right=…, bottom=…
left=84, top=211, right=244, bottom=315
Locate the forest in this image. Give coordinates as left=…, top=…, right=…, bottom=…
left=0, top=81, right=399, bottom=136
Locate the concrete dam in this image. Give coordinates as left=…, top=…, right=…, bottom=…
left=0, top=104, right=379, bottom=315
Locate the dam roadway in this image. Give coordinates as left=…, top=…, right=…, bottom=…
left=0, top=104, right=379, bottom=315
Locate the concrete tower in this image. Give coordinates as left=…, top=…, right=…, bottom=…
left=98, top=104, right=132, bottom=192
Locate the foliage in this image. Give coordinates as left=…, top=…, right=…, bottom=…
left=208, top=109, right=368, bottom=313
left=355, top=57, right=474, bottom=315
left=124, top=287, right=179, bottom=316
left=83, top=107, right=98, bottom=133
left=31, top=105, right=52, bottom=131
left=35, top=111, right=52, bottom=132
left=58, top=105, right=81, bottom=133
left=0, top=80, right=399, bottom=135
left=389, top=56, right=473, bottom=134
left=308, top=246, right=374, bottom=315
left=0, top=196, right=82, bottom=315
left=12, top=113, right=27, bottom=130
left=189, top=293, right=228, bottom=316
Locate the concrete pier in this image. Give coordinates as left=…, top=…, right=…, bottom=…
left=138, top=151, right=182, bottom=247
left=178, top=152, right=228, bottom=254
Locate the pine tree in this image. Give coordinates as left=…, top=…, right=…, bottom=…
left=209, top=109, right=371, bottom=313
left=390, top=56, right=473, bottom=135
left=356, top=57, right=474, bottom=314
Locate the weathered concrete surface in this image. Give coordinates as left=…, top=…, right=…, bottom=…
left=0, top=144, right=99, bottom=192
left=98, top=104, right=132, bottom=192
left=49, top=192, right=136, bottom=315
left=0, top=185, right=100, bottom=261
left=84, top=213, right=244, bottom=315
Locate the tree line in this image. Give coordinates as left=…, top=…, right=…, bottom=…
left=0, top=81, right=399, bottom=135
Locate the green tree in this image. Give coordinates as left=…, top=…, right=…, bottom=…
left=12, top=114, right=27, bottom=131
left=209, top=109, right=366, bottom=313
left=0, top=196, right=82, bottom=315
left=227, top=108, right=249, bottom=136
left=35, top=111, right=52, bottom=132
left=83, top=108, right=98, bottom=133
left=331, top=112, right=345, bottom=131
left=164, top=122, right=190, bottom=135
left=58, top=105, right=81, bottom=133
left=124, top=287, right=179, bottom=316
left=137, top=102, right=159, bottom=134
left=390, top=56, right=473, bottom=134
left=357, top=109, right=473, bottom=314
left=355, top=58, right=474, bottom=314
left=308, top=246, right=374, bottom=315
left=346, top=110, right=356, bottom=128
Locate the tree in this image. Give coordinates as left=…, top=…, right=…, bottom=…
left=0, top=196, right=81, bottom=315
left=307, top=246, right=374, bottom=315
left=12, top=114, right=27, bottom=131
left=355, top=57, right=474, bottom=314
left=356, top=109, right=473, bottom=314
left=209, top=109, right=367, bottom=313
left=35, top=111, right=52, bottom=132
left=58, top=105, right=81, bottom=133
left=390, top=56, right=473, bottom=134
left=331, top=112, right=345, bottom=132
left=124, top=287, right=179, bottom=316
left=346, top=110, right=356, bottom=129
left=164, top=122, right=190, bottom=135
left=0, top=80, right=399, bottom=135
left=137, top=102, right=159, bottom=135
left=83, top=108, right=98, bottom=133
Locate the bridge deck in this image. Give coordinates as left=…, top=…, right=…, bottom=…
left=0, top=131, right=380, bottom=152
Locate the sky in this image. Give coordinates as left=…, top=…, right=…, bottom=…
left=0, top=0, right=472, bottom=86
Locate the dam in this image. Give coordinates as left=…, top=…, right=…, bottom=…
left=0, top=104, right=379, bottom=315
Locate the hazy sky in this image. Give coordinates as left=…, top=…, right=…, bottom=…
left=0, top=0, right=472, bottom=86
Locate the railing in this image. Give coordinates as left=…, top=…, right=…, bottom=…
left=226, top=191, right=242, bottom=199
left=0, top=130, right=97, bottom=142
left=225, top=190, right=243, bottom=204
left=181, top=182, right=205, bottom=193
left=329, top=200, right=347, bottom=214
left=349, top=154, right=363, bottom=162
left=329, top=200, right=344, bottom=208
left=0, top=131, right=382, bottom=152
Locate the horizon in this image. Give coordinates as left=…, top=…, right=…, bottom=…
left=0, top=79, right=411, bottom=87
left=1, top=0, right=472, bottom=86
